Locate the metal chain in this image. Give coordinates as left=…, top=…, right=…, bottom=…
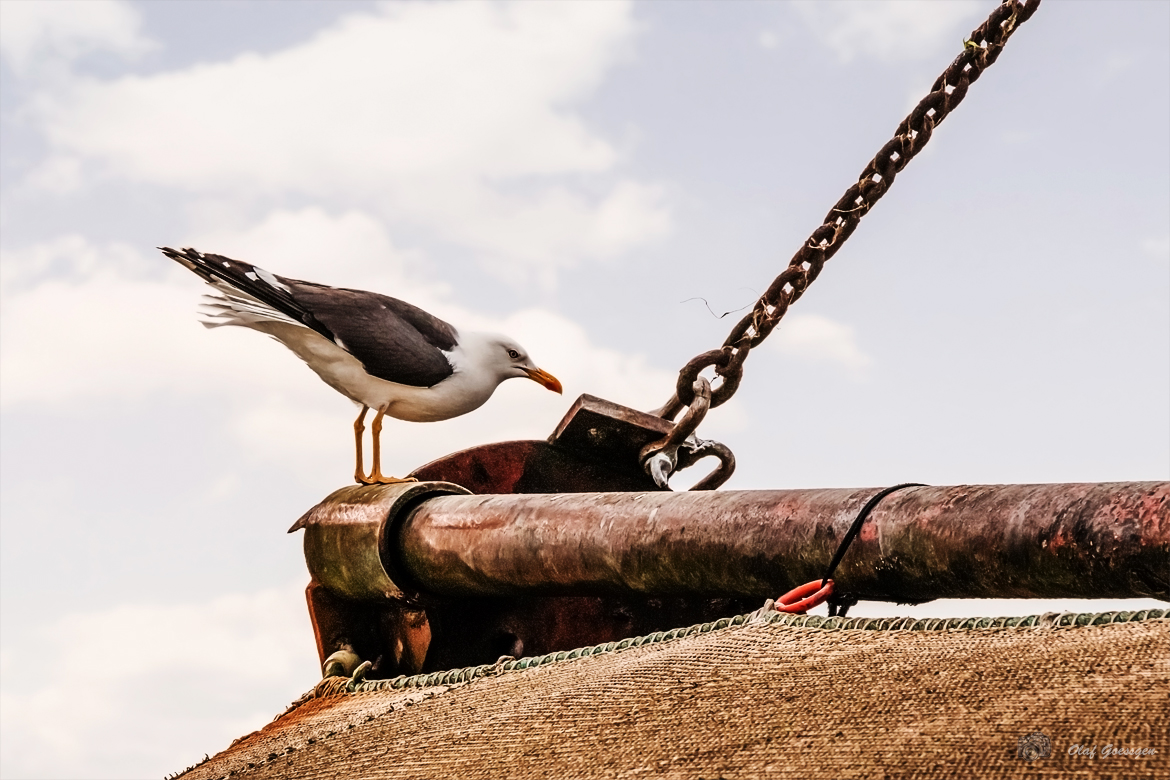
left=658, top=0, right=1042, bottom=419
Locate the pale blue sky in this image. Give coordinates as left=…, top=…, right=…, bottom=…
left=1, top=1, right=1166, bottom=777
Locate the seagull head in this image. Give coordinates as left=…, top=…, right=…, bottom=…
left=473, top=334, right=562, bottom=394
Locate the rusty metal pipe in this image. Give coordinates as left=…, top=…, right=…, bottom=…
left=391, top=482, right=1168, bottom=602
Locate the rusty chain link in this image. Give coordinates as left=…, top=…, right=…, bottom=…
left=657, top=0, right=1041, bottom=421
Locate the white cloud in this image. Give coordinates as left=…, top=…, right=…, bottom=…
left=0, top=233, right=139, bottom=291
left=0, top=583, right=317, bottom=779
left=585, top=179, right=672, bottom=259
left=24, top=0, right=668, bottom=272
left=0, top=237, right=310, bottom=407
left=768, top=313, right=873, bottom=377
left=189, top=207, right=435, bottom=297
left=793, top=0, right=982, bottom=63
left=0, top=0, right=154, bottom=74
left=758, top=30, right=779, bottom=50
left=20, top=153, right=85, bottom=193
left=1091, top=53, right=1136, bottom=89
left=1141, top=235, right=1169, bottom=261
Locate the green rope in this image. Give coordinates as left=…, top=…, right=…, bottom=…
left=339, top=607, right=1167, bottom=696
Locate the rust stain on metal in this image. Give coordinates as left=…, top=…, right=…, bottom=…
left=410, top=440, right=662, bottom=495
left=395, top=483, right=1169, bottom=602
left=409, top=396, right=683, bottom=494
left=305, top=582, right=431, bottom=678
left=292, top=481, right=470, bottom=602
left=549, top=394, right=674, bottom=459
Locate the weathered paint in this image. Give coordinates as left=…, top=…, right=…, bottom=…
left=396, top=482, right=1169, bottom=601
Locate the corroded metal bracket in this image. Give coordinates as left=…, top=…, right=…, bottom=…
left=408, top=394, right=734, bottom=493
left=290, top=481, right=470, bottom=601
left=410, top=394, right=672, bottom=494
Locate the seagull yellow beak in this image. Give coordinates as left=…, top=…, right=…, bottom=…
left=523, top=367, right=563, bottom=394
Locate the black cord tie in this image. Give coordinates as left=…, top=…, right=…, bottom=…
left=822, top=483, right=926, bottom=617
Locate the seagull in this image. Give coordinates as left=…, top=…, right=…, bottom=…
left=162, top=247, right=562, bottom=484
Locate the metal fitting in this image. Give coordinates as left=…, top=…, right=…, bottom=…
left=289, top=480, right=470, bottom=601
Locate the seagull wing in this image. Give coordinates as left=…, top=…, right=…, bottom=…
left=162, top=247, right=457, bottom=388
left=284, top=281, right=458, bottom=388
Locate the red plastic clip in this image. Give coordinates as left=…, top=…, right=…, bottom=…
left=774, top=579, right=835, bottom=614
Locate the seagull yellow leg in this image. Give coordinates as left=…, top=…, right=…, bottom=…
left=367, top=408, right=417, bottom=485
left=353, top=405, right=369, bottom=484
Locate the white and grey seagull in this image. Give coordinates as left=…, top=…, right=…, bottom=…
left=162, top=247, right=562, bottom=484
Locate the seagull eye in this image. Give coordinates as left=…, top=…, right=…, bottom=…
left=507, top=349, right=521, bottom=360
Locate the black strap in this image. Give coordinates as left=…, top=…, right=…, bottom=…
left=822, top=483, right=926, bottom=617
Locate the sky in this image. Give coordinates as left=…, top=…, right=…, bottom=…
left=0, top=0, right=1166, bottom=777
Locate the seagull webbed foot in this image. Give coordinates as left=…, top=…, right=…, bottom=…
left=359, top=473, right=419, bottom=485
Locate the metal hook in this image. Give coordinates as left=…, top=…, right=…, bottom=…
left=641, top=378, right=735, bottom=490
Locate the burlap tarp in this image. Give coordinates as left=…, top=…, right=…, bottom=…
left=178, top=609, right=1168, bottom=779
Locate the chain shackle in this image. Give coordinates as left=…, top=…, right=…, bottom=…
left=642, top=378, right=711, bottom=478
left=642, top=378, right=736, bottom=491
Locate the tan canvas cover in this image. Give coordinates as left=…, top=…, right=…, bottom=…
left=178, top=608, right=1168, bottom=779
